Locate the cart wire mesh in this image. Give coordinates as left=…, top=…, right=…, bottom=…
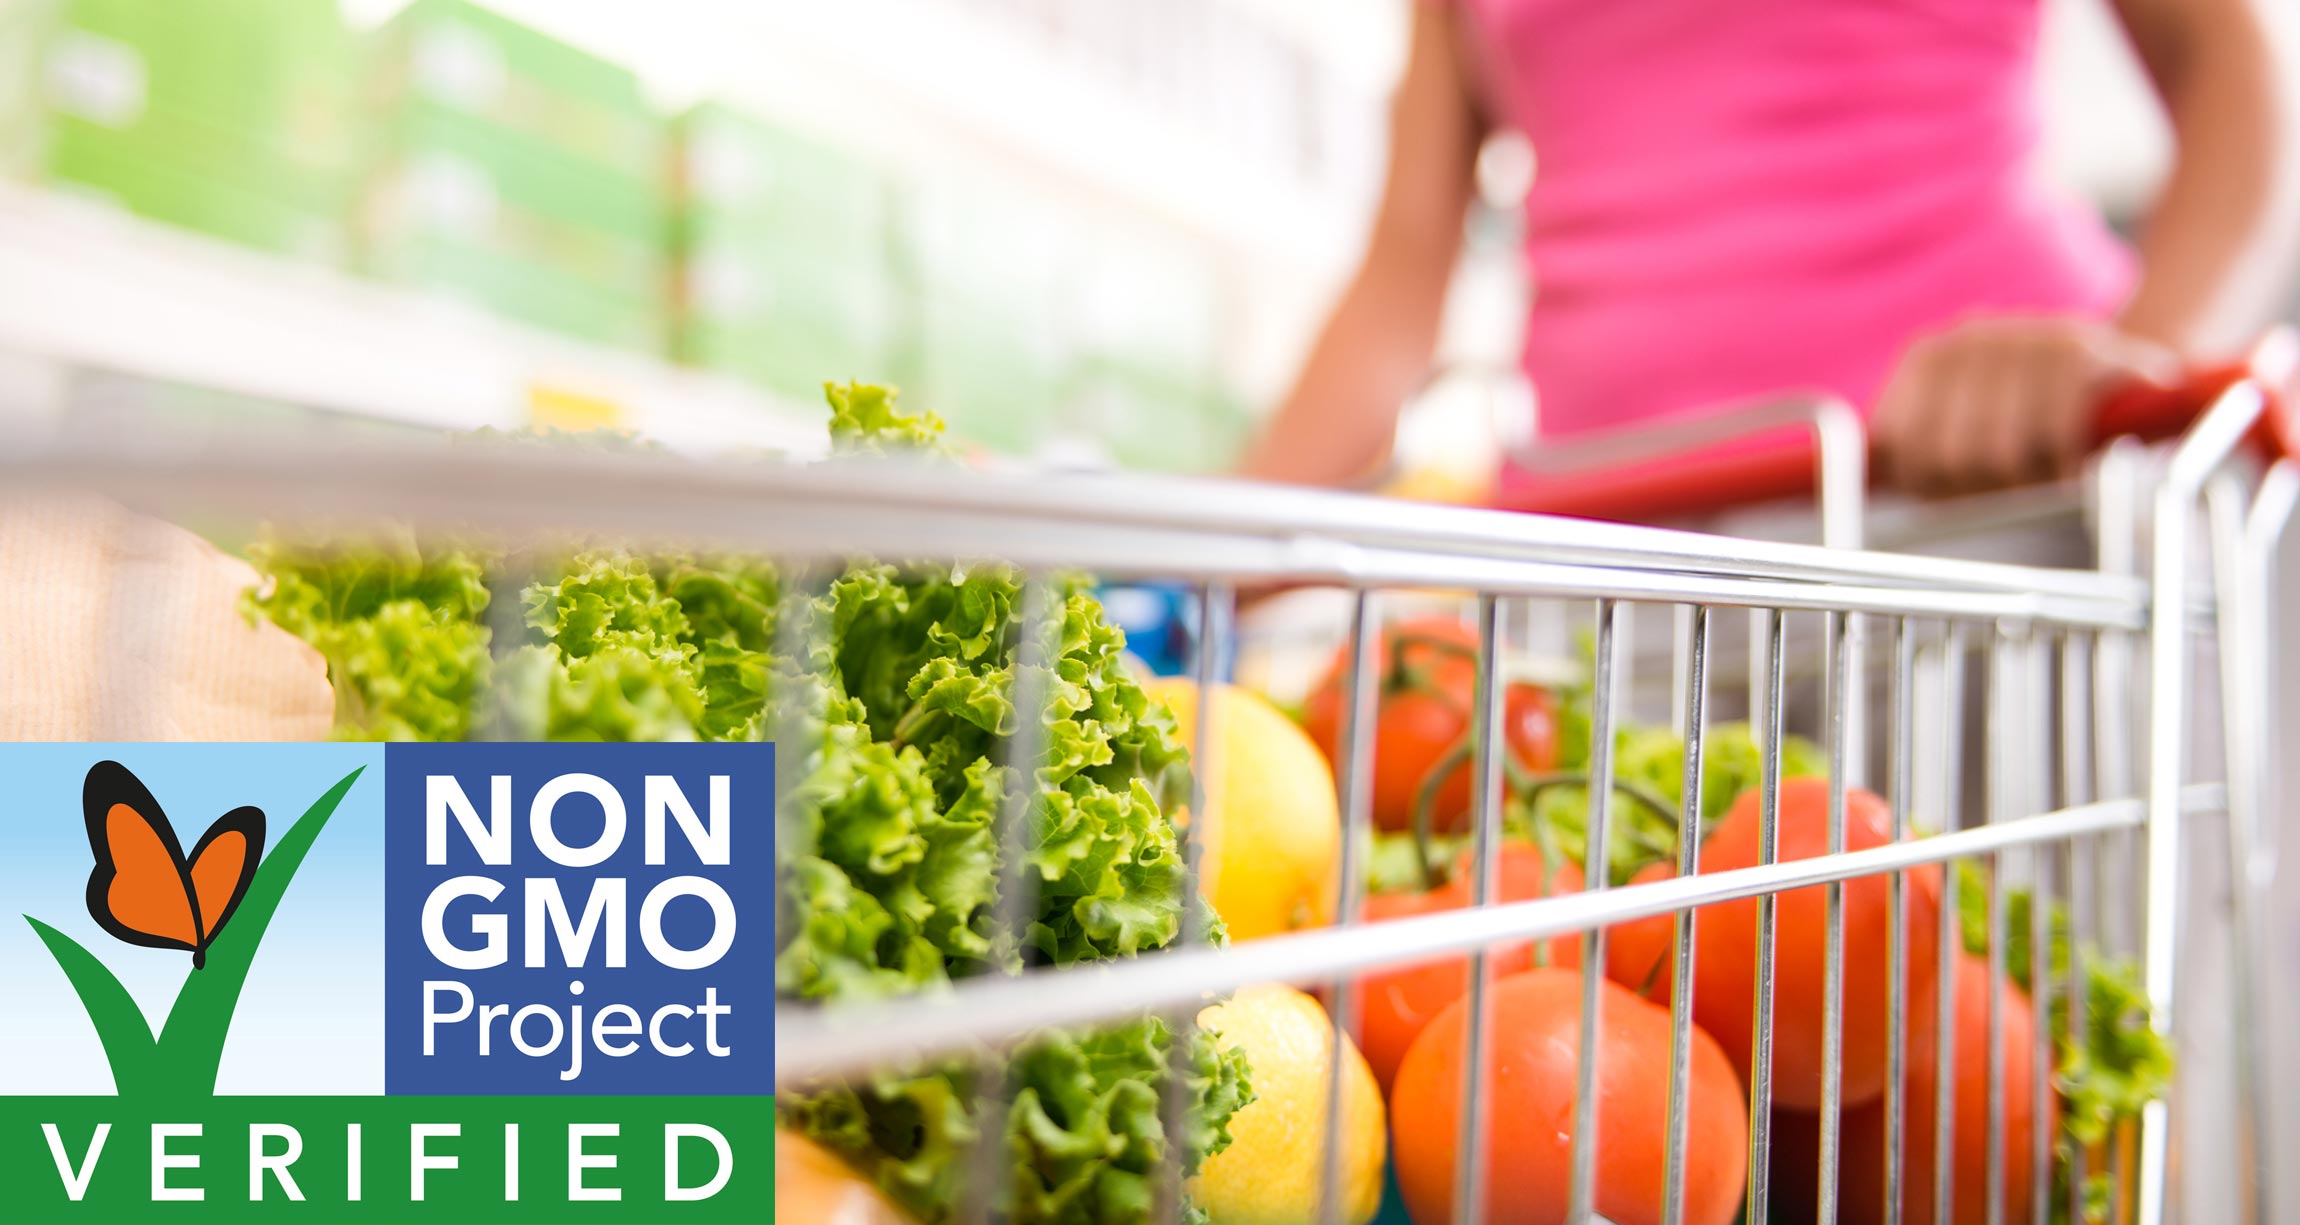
left=2, top=374, right=2288, bottom=1225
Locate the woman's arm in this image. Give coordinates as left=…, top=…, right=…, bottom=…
left=1238, top=3, right=1486, bottom=487
left=1874, top=0, right=2298, bottom=494
left=2112, top=0, right=2300, bottom=350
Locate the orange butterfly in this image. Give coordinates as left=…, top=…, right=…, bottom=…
left=82, top=760, right=265, bottom=970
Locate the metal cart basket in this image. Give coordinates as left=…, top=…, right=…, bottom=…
left=5, top=335, right=2293, bottom=1225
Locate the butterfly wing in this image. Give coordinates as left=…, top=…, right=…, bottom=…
left=82, top=760, right=199, bottom=955
left=185, top=806, right=265, bottom=950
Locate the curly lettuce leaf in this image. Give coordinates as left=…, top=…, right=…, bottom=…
left=523, top=553, right=693, bottom=666
left=1953, top=862, right=2172, bottom=1221
left=249, top=383, right=1249, bottom=1224
left=828, top=380, right=951, bottom=456
left=490, top=644, right=705, bottom=743
left=242, top=535, right=492, bottom=741
left=781, top=1015, right=1249, bottom=1225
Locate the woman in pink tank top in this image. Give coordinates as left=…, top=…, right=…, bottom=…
left=1244, top=0, right=2295, bottom=497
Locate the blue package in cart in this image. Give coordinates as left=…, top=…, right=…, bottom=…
left=1099, top=581, right=1234, bottom=678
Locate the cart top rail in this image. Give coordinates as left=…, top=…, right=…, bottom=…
left=0, top=425, right=2149, bottom=628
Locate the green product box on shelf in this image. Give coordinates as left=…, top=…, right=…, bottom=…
left=21, top=0, right=357, bottom=160
left=383, top=100, right=661, bottom=240
left=365, top=100, right=663, bottom=293
left=371, top=233, right=663, bottom=352
left=899, top=175, right=1069, bottom=337
left=373, top=0, right=657, bottom=177
left=0, top=0, right=358, bottom=265
left=1065, top=357, right=1217, bottom=473
left=42, top=129, right=346, bottom=263
left=671, top=103, right=890, bottom=262
left=358, top=3, right=668, bottom=352
left=0, top=0, right=54, bottom=175
left=674, top=221, right=906, bottom=402
left=912, top=299, right=1061, bottom=457
left=1105, top=367, right=1251, bottom=472
left=677, top=239, right=894, bottom=341
left=39, top=107, right=352, bottom=214
left=670, top=204, right=891, bottom=301
left=679, top=318, right=890, bottom=406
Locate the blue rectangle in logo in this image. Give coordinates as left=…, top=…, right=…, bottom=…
left=382, top=743, right=771, bottom=1096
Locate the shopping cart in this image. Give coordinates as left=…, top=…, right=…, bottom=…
left=1481, top=329, right=2299, bottom=1225
left=2, top=332, right=2290, bottom=1225
left=732, top=331, right=2285, bottom=1225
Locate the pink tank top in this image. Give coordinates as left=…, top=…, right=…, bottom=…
left=1452, top=0, right=2136, bottom=476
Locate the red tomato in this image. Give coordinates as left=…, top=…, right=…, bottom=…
left=1601, top=778, right=1944, bottom=1110
left=1767, top=954, right=2055, bottom=1225
left=1601, top=859, right=1678, bottom=1001
left=1390, top=969, right=1749, bottom=1225
left=1300, top=617, right=1559, bottom=833
left=1351, top=845, right=1585, bottom=1092
left=1362, top=889, right=1449, bottom=923
left=1502, top=682, right=1562, bottom=778
left=1833, top=953, right=2055, bottom=1225
left=1436, top=839, right=1579, bottom=911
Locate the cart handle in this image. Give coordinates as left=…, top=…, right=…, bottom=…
left=1495, top=329, right=2300, bottom=525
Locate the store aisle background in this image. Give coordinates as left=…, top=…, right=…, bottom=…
left=1, top=3, right=2296, bottom=1216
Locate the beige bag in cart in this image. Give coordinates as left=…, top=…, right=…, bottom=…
left=0, top=496, right=334, bottom=740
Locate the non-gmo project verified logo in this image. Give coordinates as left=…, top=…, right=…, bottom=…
left=0, top=743, right=773, bottom=1224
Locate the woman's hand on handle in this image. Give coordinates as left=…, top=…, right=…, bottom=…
left=1877, top=0, right=2294, bottom=498
left=1871, top=317, right=2181, bottom=496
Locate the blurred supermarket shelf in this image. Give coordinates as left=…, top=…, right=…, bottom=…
left=0, top=182, right=828, bottom=453
left=465, top=0, right=1383, bottom=281
left=451, top=0, right=1388, bottom=405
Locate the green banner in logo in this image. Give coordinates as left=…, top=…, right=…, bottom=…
left=1, top=1096, right=772, bottom=1222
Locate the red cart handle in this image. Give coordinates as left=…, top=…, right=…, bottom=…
left=1496, top=338, right=2299, bottom=525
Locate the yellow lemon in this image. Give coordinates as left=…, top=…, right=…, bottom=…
left=1380, top=464, right=1493, bottom=505
left=1144, top=678, right=1340, bottom=942
left=1190, top=985, right=1387, bottom=1225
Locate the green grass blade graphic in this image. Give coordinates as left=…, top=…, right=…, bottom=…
left=154, top=765, right=366, bottom=1096
left=23, top=916, right=160, bottom=1094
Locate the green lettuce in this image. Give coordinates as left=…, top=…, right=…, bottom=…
left=1527, top=717, right=1827, bottom=886
left=243, top=531, right=491, bottom=742
left=245, top=383, right=1247, bottom=1224
left=1953, top=861, right=2172, bottom=1222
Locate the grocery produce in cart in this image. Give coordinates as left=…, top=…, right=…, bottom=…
left=24, top=350, right=2269, bottom=1225
left=241, top=388, right=1255, bottom=1223
left=1834, top=953, right=2054, bottom=1225
left=1263, top=583, right=2192, bottom=1225
left=1141, top=678, right=1343, bottom=943
left=1606, top=779, right=1947, bottom=1110
left=778, top=1129, right=916, bottom=1225
left=1190, top=985, right=1387, bottom=1225
left=1390, top=969, right=1748, bottom=1225
left=1349, top=841, right=1583, bottom=1092
left=1299, top=616, right=1559, bottom=835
